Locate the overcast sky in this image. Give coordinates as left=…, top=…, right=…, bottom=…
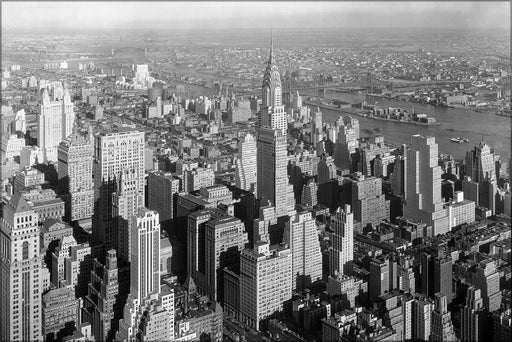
left=2, top=2, right=510, bottom=31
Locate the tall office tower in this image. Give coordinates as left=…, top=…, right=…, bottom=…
left=301, top=179, right=318, bottom=207
left=390, top=147, right=406, bottom=196
left=38, top=88, right=75, bottom=162
left=0, top=194, right=43, bottom=342
left=421, top=252, right=453, bottom=303
left=472, top=259, right=502, bottom=312
left=397, top=255, right=415, bottom=294
left=51, top=235, right=77, bottom=287
left=413, top=298, right=433, bottom=341
left=311, top=108, right=323, bottom=148
left=343, top=116, right=360, bottom=140
left=465, top=140, right=498, bottom=183
left=292, top=90, right=303, bottom=111
left=403, top=135, right=449, bottom=235
left=112, top=169, right=144, bottom=262
left=239, top=242, right=292, bottom=330
left=93, top=127, right=145, bottom=251
left=329, top=205, right=354, bottom=276
left=235, top=133, right=257, bottom=192
left=64, top=242, right=92, bottom=299
left=461, top=286, right=486, bottom=342
left=462, top=175, right=479, bottom=203
left=118, top=210, right=174, bottom=342
left=84, top=250, right=120, bottom=342
left=147, top=170, right=181, bottom=230
left=58, top=129, right=94, bottom=226
left=284, top=210, right=322, bottom=290
left=431, top=293, right=458, bottom=342
left=434, top=255, right=453, bottom=304
left=187, top=208, right=248, bottom=303
left=334, top=122, right=358, bottom=171
left=479, top=178, right=499, bottom=214
left=350, top=174, right=390, bottom=229
left=259, top=33, right=287, bottom=136
left=368, top=255, right=390, bottom=302
left=318, top=154, right=336, bottom=185
left=252, top=205, right=277, bottom=245
left=257, top=127, right=289, bottom=217
left=130, top=208, right=161, bottom=301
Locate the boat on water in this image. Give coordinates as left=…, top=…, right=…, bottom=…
left=450, top=137, right=469, bottom=143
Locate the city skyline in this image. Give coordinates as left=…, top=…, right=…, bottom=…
left=2, top=1, right=510, bottom=31
left=0, top=2, right=510, bottom=341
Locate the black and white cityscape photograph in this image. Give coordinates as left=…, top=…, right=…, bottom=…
left=0, top=1, right=511, bottom=341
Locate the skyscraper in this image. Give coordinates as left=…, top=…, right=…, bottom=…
left=147, top=170, right=181, bottom=231
left=301, top=179, right=318, bottom=207
left=284, top=210, right=322, bottom=290
left=112, top=169, right=144, bottom=262
left=465, top=140, right=498, bottom=183
left=430, top=293, right=458, bottom=342
left=334, top=119, right=358, bottom=171
left=257, top=127, right=289, bottom=218
left=83, top=249, right=120, bottom=342
left=329, top=204, right=354, bottom=276
left=38, top=88, right=75, bottom=162
left=413, top=298, right=433, bottom=341
left=403, top=135, right=449, bottom=235
left=130, top=208, right=161, bottom=301
left=311, top=108, right=323, bottom=148
left=235, top=133, right=257, bottom=192
left=349, top=174, right=390, bottom=229
left=187, top=208, right=248, bottom=303
left=260, top=32, right=287, bottom=136
left=58, top=129, right=94, bottom=227
left=0, top=193, right=44, bottom=341
left=239, top=242, right=292, bottom=330
left=93, top=127, right=145, bottom=251
left=461, top=286, right=485, bottom=342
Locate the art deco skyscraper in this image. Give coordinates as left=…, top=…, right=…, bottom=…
left=334, top=121, right=358, bottom=171
left=403, top=135, right=449, bottom=235
left=235, top=133, right=257, bottom=192
left=112, top=169, right=144, bottom=262
left=130, top=208, right=161, bottom=300
left=93, top=127, right=145, bottom=251
left=239, top=242, right=292, bottom=330
left=465, top=140, right=498, bottom=183
left=259, top=32, right=287, bottom=136
left=0, top=193, right=44, bottom=341
left=431, top=293, right=458, bottom=342
left=257, top=127, right=290, bottom=218
left=284, top=210, right=322, bottom=290
left=329, top=204, right=354, bottom=276
left=461, top=286, right=486, bottom=342
left=38, top=88, right=75, bottom=162
left=58, top=129, right=94, bottom=227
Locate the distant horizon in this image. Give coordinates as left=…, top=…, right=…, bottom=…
left=2, top=2, right=510, bottom=31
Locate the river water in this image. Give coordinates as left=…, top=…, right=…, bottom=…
left=180, top=83, right=509, bottom=161
left=314, top=90, right=511, bottom=160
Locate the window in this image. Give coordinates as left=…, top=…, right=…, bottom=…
left=22, top=241, right=29, bottom=260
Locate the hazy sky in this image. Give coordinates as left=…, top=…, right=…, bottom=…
left=2, top=2, right=510, bottom=31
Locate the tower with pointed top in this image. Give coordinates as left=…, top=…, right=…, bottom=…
left=259, top=30, right=287, bottom=136
left=0, top=193, right=44, bottom=341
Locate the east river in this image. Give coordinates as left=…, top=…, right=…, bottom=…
left=313, top=90, right=511, bottom=160
left=181, top=83, right=510, bottom=161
